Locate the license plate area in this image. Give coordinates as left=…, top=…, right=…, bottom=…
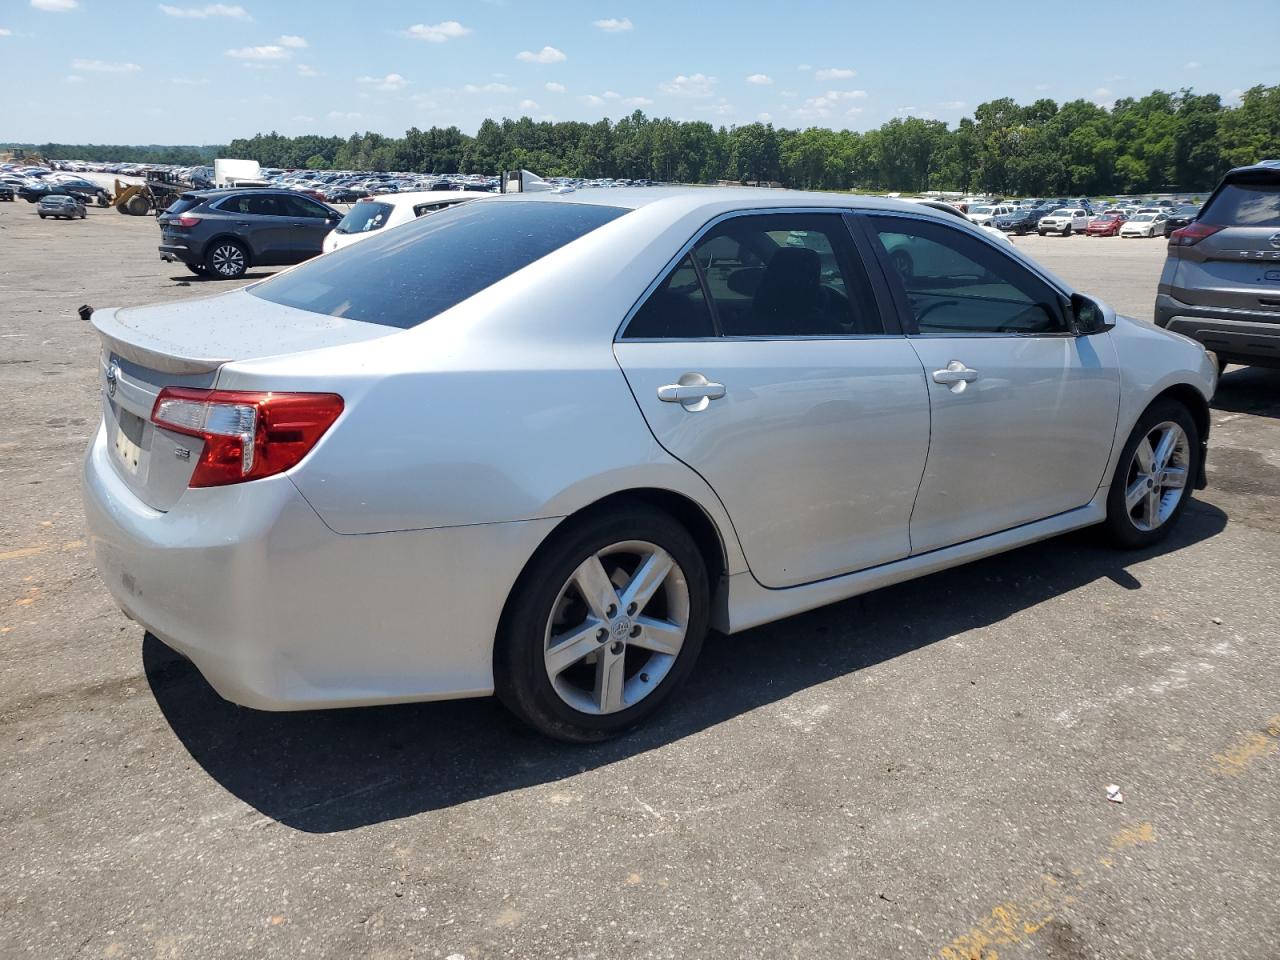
left=112, top=405, right=147, bottom=478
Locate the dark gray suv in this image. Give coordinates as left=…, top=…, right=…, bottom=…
left=1156, top=160, right=1280, bottom=369
left=157, top=188, right=341, bottom=279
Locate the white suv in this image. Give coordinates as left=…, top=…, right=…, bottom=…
left=1038, top=208, right=1090, bottom=236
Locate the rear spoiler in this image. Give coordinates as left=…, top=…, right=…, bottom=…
left=81, top=305, right=229, bottom=375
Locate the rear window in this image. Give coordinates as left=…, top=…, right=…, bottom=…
left=335, top=201, right=393, bottom=235
left=1202, top=181, right=1280, bottom=227
left=166, top=196, right=200, bottom=215
left=249, top=199, right=629, bottom=329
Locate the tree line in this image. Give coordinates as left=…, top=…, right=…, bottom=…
left=21, top=84, right=1280, bottom=195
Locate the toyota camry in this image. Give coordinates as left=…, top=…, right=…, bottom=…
left=83, top=189, right=1217, bottom=741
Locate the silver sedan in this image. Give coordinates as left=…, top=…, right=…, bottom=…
left=83, top=189, right=1217, bottom=740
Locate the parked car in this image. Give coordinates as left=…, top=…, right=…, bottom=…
left=19, top=178, right=109, bottom=206
left=993, top=207, right=1052, bottom=235
left=1038, top=208, right=1090, bottom=235
left=155, top=188, right=342, bottom=279
left=83, top=190, right=1216, bottom=741
left=1156, top=160, right=1280, bottom=370
left=896, top=198, right=1011, bottom=244
left=322, top=191, right=479, bottom=253
left=1163, top=205, right=1200, bottom=232
left=322, top=186, right=365, bottom=203
left=1119, top=212, right=1170, bottom=238
left=38, top=194, right=86, bottom=220
left=1086, top=211, right=1128, bottom=236
left=0, top=182, right=14, bottom=202
left=966, top=203, right=1015, bottom=227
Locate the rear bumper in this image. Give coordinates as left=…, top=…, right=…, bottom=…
left=83, top=423, right=559, bottom=710
left=158, top=243, right=196, bottom=264
left=1154, top=294, right=1280, bottom=366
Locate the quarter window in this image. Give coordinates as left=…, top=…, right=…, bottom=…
left=623, top=254, right=716, bottom=339
left=871, top=216, right=1067, bottom=335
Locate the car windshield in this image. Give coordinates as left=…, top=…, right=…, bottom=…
left=969, top=206, right=993, bottom=215
left=250, top=199, right=630, bottom=329
left=1050, top=209, right=1071, bottom=216
left=1201, top=180, right=1280, bottom=227
left=334, top=201, right=394, bottom=235
left=1132, top=214, right=1155, bottom=222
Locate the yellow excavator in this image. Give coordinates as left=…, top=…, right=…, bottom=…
left=109, top=170, right=188, bottom=216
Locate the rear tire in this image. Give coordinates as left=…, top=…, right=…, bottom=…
left=1103, top=399, right=1200, bottom=550
left=186, top=262, right=208, bottom=276
left=495, top=505, right=710, bottom=742
left=205, top=240, right=248, bottom=280
left=1063, top=224, right=1073, bottom=236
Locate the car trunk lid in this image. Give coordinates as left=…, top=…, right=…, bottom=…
left=90, top=290, right=391, bottom=511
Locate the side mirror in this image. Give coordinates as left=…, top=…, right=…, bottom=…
left=1071, top=292, right=1116, bottom=335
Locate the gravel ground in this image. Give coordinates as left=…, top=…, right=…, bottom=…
left=1, top=204, right=1278, bottom=960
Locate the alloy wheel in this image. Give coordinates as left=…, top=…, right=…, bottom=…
left=1124, top=420, right=1190, bottom=531
left=543, top=540, right=690, bottom=716
left=211, top=244, right=246, bottom=277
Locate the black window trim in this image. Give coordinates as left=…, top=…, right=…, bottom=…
left=615, top=207, right=904, bottom=343
left=852, top=210, right=1078, bottom=339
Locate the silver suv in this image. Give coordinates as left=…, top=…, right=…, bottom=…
left=1155, top=160, right=1280, bottom=369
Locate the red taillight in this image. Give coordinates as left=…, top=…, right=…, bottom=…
left=1169, top=222, right=1223, bottom=247
left=174, top=215, right=201, bottom=227
left=151, top=388, right=343, bottom=487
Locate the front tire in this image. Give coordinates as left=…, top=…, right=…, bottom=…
left=495, top=505, right=710, bottom=742
left=205, top=240, right=248, bottom=279
left=1063, top=224, right=1073, bottom=236
left=1103, top=399, right=1200, bottom=549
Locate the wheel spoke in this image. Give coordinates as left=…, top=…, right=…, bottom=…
left=629, top=616, right=684, bottom=657
left=572, top=554, right=622, bottom=622
left=1125, top=477, right=1148, bottom=513
left=618, top=548, right=674, bottom=615
left=1161, top=467, right=1187, bottom=490
left=545, top=621, right=603, bottom=677
left=1134, top=436, right=1156, bottom=472
left=593, top=644, right=626, bottom=713
left=1145, top=490, right=1162, bottom=527
left=1152, top=427, right=1178, bottom=471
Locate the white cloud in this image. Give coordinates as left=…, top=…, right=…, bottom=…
left=623, top=96, right=653, bottom=107
left=358, top=72, right=408, bottom=91
left=1227, top=87, right=1244, bottom=103
left=757, top=112, right=772, bottom=122
left=815, top=67, right=856, bottom=81
left=0, top=28, right=11, bottom=35
left=278, top=34, right=307, bottom=48
left=895, top=107, right=934, bottom=119
left=327, top=111, right=361, bottom=121
left=463, top=81, right=516, bottom=93
left=941, top=100, right=966, bottom=110
left=31, top=0, right=78, bottom=11
left=1184, top=60, right=1201, bottom=69
left=1093, top=87, right=1111, bottom=98
left=158, top=4, right=250, bottom=19
left=793, top=88, right=867, bottom=119
left=296, top=63, right=321, bottom=77
left=519, top=99, right=539, bottom=110
left=593, top=17, right=632, bottom=31
left=171, top=76, right=208, bottom=85
left=65, top=74, right=82, bottom=82
left=404, top=21, right=470, bottom=43
left=517, top=45, right=566, bottom=64
left=71, top=58, right=141, bottom=72
left=582, top=94, right=604, bottom=106
left=658, top=72, right=717, bottom=97
left=746, top=73, right=772, bottom=85
left=545, top=81, right=566, bottom=93
left=225, top=44, right=288, bottom=60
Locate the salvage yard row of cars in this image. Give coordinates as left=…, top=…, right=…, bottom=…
left=76, top=159, right=1280, bottom=741
left=957, top=196, right=1203, bottom=237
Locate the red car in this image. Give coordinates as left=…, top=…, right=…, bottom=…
left=1086, top=211, right=1127, bottom=236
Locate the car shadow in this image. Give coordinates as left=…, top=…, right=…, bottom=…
left=1211, top=365, right=1280, bottom=420
left=145, top=502, right=1227, bottom=834
left=167, top=271, right=278, bottom=284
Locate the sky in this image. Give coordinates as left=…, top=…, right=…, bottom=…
left=2, top=0, right=1277, bottom=144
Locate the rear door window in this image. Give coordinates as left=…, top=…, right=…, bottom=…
left=691, top=213, right=883, bottom=336
left=1202, top=181, right=1280, bottom=227
left=250, top=200, right=629, bottom=328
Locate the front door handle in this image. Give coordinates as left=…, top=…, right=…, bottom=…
left=657, top=373, right=725, bottom=411
left=932, top=360, right=979, bottom=393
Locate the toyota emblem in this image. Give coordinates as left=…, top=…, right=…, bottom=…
left=106, top=363, right=119, bottom=398
left=1269, top=233, right=1280, bottom=250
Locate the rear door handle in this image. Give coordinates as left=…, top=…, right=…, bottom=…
left=657, top=374, right=725, bottom=411
left=932, top=360, right=979, bottom=393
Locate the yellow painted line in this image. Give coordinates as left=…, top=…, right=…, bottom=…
left=0, top=546, right=48, bottom=562
left=62, top=539, right=86, bottom=551
left=1210, top=716, right=1280, bottom=776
